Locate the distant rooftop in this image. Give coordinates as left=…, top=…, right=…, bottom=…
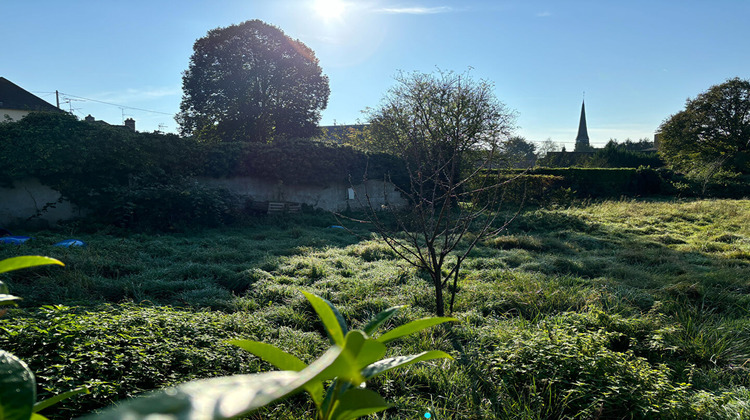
left=0, top=77, right=61, bottom=112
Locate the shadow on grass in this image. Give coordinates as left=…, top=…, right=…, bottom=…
left=0, top=213, right=377, bottom=309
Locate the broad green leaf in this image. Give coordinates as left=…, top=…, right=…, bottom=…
left=376, top=317, right=458, bottom=344
left=0, top=294, right=21, bottom=306
left=33, top=387, right=89, bottom=413
left=355, top=338, right=386, bottom=369
left=0, top=280, right=8, bottom=294
left=229, top=339, right=324, bottom=405
left=361, top=350, right=453, bottom=380
left=0, top=350, right=36, bottom=420
left=89, top=347, right=343, bottom=420
left=315, top=331, right=365, bottom=386
left=0, top=256, right=64, bottom=275
left=329, top=388, right=391, bottom=420
left=320, top=379, right=339, bottom=418
left=362, top=305, right=404, bottom=336
left=229, top=340, right=307, bottom=371
left=31, top=414, right=48, bottom=420
left=302, top=291, right=347, bottom=346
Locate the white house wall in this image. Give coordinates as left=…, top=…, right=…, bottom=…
left=0, top=109, right=30, bottom=122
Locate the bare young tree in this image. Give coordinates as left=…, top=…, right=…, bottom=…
left=358, top=70, right=517, bottom=316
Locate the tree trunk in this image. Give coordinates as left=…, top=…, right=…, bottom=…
left=433, top=272, right=445, bottom=317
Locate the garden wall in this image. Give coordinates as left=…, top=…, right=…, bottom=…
left=0, top=177, right=406, bottom=226
left=199, top=176, right=407, bottom=212
left=0, top=178, right=80, bottom=226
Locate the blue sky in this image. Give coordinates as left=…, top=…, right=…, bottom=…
left=4, top=0, right=749, bottom=149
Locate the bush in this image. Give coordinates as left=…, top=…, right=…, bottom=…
left=0, top=112, right=200, bottom=198
left=0, top=304, right=263, bottom=416
left=588, top=143, right=664, bottom=168
left=200, top=138, right=408, bottom=188
left=98, top=179, right=240, bottom=229
left=488, top=168, right=670, bottom=199
left=491, top=314, right=691, bottom=418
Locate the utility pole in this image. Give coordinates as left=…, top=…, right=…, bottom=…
left=56, top=90, right=60, bottom=109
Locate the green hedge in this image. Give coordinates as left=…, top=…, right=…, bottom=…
left=200, top=138, right=408, bottom=187
left=477, top=167, right=666, bottom=201
left=538, top=146, right=663, bottom=169
left=0, top=113, right=408, bottom=228
left=470, top=174, right=565, bottom=205
left=532, top=168, right=649, bottom=197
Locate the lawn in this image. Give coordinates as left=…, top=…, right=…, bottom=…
left=1, top=199, right=749, bottom=419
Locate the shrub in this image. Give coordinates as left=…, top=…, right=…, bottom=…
left=98, top=179, right=240, bottom=229
left=491, top=314, right=691, bottom=418
left=200, top=138, right=408, bottom=188
left=90, top=292, right=456, bottom=419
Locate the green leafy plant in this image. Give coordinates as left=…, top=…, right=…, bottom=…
left=0, top=256, right=89, bottom=420
left=89, top=291, right=457, bottom=419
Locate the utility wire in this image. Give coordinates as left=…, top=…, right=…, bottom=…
left=52, top=92, right=174, bottom=116
left=59, top=93, right=174, bottom=115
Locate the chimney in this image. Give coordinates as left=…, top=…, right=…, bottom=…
left=124, top=118, right=135, bottom=131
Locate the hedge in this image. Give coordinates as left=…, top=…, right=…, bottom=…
left=0, top=113, right=409, bottom=228
left=477, top=167, right=666, bottom=201
left=200, top=138, right=408, bottom=187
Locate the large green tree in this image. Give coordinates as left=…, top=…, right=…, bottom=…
left=659, top=77, right=750, bottom=175
left=177, top=20, right=330, bottom=142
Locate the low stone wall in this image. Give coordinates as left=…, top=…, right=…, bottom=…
left=0, top=178, right=80, bottom=227
left=0, top=177, right=407, bottom=226
left=199, top=177, right=407, bottom=212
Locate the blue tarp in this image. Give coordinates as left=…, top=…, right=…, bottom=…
left=0, top=236, right=31, bottom=245
left=53, top=239, right=86, bottom=248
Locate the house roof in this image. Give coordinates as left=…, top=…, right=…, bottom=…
left=0, top=77, right=61, bottom=112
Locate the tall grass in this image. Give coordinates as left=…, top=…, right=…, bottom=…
left=1, top=199, right=748, bottom=418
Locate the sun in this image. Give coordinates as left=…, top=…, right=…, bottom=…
left=313, top=0, right=347, bottom=22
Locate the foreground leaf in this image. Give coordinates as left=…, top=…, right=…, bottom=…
left=0, top=350, right=36, bottom=420
left=316, top=331, right=366, bottom=386
left=229, top=340, right=307, bottom=371
left=0, top=256, right=64, bottom=274
left=361, top=350, right=453, bottom=379
left=33, top=387, right=90, bottom=414
left=0, top=293, right=22, bottom=306
left=362, top=305, right=404, bottom=336
left=376, top=317, right=458, bottom=344
left=302, top=291, right=347, bottom=346
left=330, top=388, right=390, bottom=420
left=89, top=346, right=343, bottom=420
left=229, top=339, right=324, bottom=405
left=354, top=338, right=386, bottom=369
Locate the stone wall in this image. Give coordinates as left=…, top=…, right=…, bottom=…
left=199, top=177, right=407, bottom=212
left=0, top=177, right=407, bottom=226
left=0, top=178, right=80, bottom=227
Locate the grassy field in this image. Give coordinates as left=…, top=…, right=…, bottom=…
left=1, top=199, right=749, bottom=419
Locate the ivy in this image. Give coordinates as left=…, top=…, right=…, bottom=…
left=0, top=113, right=408, bottom=228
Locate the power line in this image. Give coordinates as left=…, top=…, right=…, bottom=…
left=56, top=92, right=174, bottom=116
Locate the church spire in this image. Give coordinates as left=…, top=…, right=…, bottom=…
left=575, top=98, right=590, bottom=151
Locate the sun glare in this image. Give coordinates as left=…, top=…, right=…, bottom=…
left=313, top=0, right=347, bottom=22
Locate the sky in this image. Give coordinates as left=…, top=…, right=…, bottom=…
left=3, top=0, right=749, bottom=150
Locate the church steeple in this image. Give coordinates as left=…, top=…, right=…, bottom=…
left=575, top=99, right=590, bottom=151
